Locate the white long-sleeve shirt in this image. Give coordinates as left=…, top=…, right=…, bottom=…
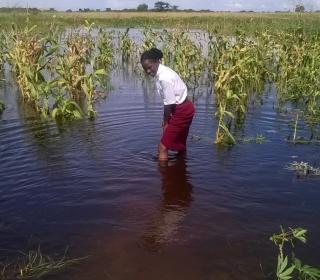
left=155, top=64, right=188, bottom=105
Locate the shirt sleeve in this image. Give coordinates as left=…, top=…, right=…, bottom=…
left=159, top=80, right=176, bottom=105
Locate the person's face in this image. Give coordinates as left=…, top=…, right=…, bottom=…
left=141, top=59, right=159, bottom=77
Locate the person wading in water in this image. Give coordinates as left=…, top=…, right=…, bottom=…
left=140, top=48, right=195, bottom=161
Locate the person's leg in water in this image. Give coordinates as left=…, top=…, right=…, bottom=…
left=158, top=142, right=168, bottom=161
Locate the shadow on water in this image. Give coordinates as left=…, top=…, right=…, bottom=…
left=140, top=154, right=193, bottom=252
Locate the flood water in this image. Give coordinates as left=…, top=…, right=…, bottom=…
left=0, top=67, right=320, bottom=280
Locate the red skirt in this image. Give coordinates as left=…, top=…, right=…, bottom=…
left=161, top=100, right=195, bottom=151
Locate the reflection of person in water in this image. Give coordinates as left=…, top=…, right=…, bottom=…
left=142, top=155, right=193, bottom=252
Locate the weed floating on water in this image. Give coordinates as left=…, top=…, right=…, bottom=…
left=241, top=134, right=266, bottom=144
left=286, top=161, right=320, bottom=176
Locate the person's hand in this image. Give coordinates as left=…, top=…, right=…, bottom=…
left=162, top=121, right=168, bottom=131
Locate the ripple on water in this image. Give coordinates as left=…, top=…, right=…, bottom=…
left=1, top=72, right=320, bottom=279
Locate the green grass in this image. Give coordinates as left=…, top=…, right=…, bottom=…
left=1, top=11, right=320, bottom=34
left=0, top=247, right=87, bottom=279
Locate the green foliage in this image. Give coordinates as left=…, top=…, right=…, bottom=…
left=154, top=1, right=171, bottom=11
left=4, top=21, right=109, bottom=122
left=55, top=27, right=95, bottom=98
left=295, top=5, right=305, bottom=13
left=274, top=30, right=320, bottom=121
left=211, top=31, right=271, bottom=144
left=137, top=3, right=148, bottom=11
left=81, top=65, right=107, bottom=120
left=18, top=248, right=80, bottom=279
left=52, top=98, right=83, bottom=121
left=142, top=27, right=157, bottom=51
left=0, top=247, right=86, bottom=279
left=2, top=11, right=320, bottom=36
left=270, top=227, right=320, bottom=280
left=95, top=29, right=114, bottom=73
left=0, top=31, right=7, bottom=69
left=161, top=28, right=206, bottom=88
left=2, top=15, right=320, bottom=141
left=119, top=28, right=136, bottom=61
left=6, top=23, right=59, bottom=113
left=277, top=255, right=295, bottom=280
left=294, top=259, right=320, bottom=280
left=0, top=100, right=5, bottom=114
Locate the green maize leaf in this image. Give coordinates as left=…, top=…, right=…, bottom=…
left=219, top=122, right=236, bottom=144
left=293, top=228, right=307, bottom=237
left=94, top=69, right=107, bottom=75
left=278, top=265, right=295, bottom=280
left=277, top=255, right=288, bottom=275
left=226, top=90, right=233, bottom=99
left=45, top=46, right=59, bottom=57
left=51, top=107, right=60, bottom=119
left=26, top=25, right=38, bottom=34
left=0, top=101, right=5, bottom=114
left=224, top=110, right=235, bottom=119
left=73, top=111, right=83, bottom=120
left=293, top=258, right=302, bottom=269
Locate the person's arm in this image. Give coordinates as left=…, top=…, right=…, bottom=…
left=160, top=80, right=176, bottom=129
left=163, top=104, right=176, bottom=128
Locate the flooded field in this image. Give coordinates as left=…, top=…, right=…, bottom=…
left=1, top=65, right=320, bottom=279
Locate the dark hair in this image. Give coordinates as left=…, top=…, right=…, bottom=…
left=140, top=48, right=163, bottom=63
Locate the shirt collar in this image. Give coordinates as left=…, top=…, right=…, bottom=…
left=155, top=63, right=165, bottom=79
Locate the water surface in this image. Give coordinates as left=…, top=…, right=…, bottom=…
left=0, top=69, right=319, bottom=280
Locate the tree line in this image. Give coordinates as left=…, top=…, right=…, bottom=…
left=0, top=2, right=314, bottom=13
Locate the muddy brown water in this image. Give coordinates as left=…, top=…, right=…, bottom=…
left=0, top=69, right=320, bottom=280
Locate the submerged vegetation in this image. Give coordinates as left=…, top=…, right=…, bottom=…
left=0, top=247, right=86, bottom=279
left=241, top=134, right=266, bottom=144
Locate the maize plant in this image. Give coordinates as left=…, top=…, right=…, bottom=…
left=161, top=28, right=206, bottom=88
left=6, top=24, right=58, bottom=115
left=55, top=30, right=94, bottom=99
left=275, top=29, right=320, bottom=123
left=142, top=27, right=157, bottom=51
left=119, top=28, right=136, bottom=61
left=81, top=60, right=106, bottom=120
left=212, top=31, right=271, bottom=144
left=95, top=29, right=114, bottom=75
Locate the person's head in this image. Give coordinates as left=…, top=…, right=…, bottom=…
left=140, top=48, right=163, bottom=77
